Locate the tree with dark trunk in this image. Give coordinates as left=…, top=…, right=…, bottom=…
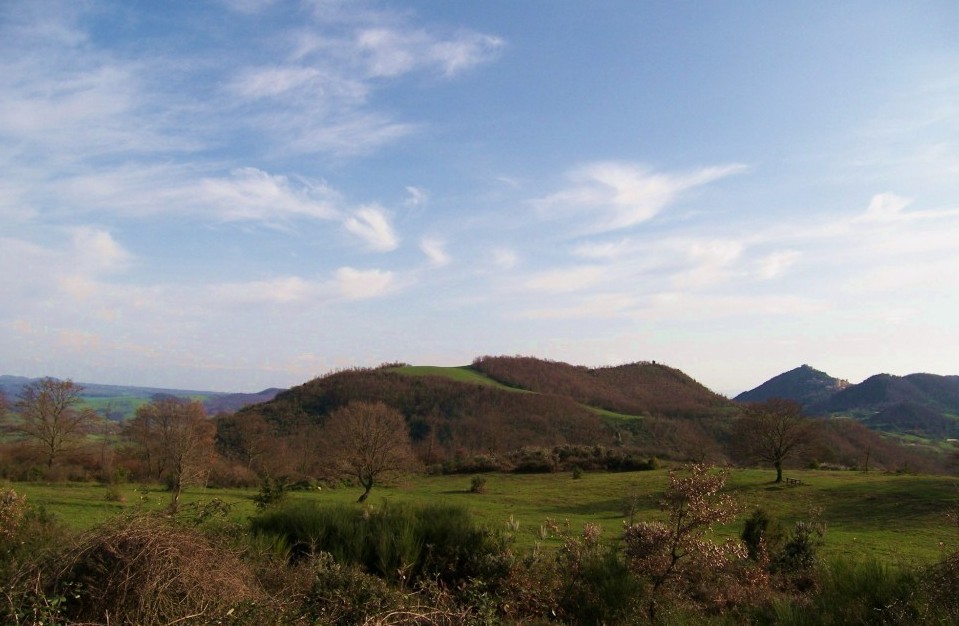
left=12, top=378, right=94, bottom=468
left=322, top=401, right=416, bottom=502
left=734, top=398, right=812, bottom=483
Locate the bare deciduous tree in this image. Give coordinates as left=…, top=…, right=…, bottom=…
left=322, top=401, right=416, bottom=502
left=734, top=398, right=813, bottom=483
left=13, top=378, right=95, bottom=467
left=125, top=396, right=215, bottom=512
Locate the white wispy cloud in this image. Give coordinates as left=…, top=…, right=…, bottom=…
left=0, top=227, right=133, bottom=314
left=857, top=192, right=959, bottom=224
left=570, top=238, right=636, bottom=260
left=199, top=168, right=340, bottom=222
left=404, top=186, right=428, bottom=207
left=213, top=276, right=316, bottom=304
left=860, top=192, right=912, bottom=222
left=420, top=237, right=451, bottom=266
left=323, top=24, right=504, bottom=79
left=520, top=292, right=638, bottom=320
left=525, top=266, right=605, bottom=294
left=643, top=293, right=828, bottom=321
left=343, top=206, right=399, bottom=251
left=756, top=250, right=801, bottom=280
left=672, top=239, right=744, bottom=289
left=69, top=227, right=132, bottom=273
left=491, top=248, right=518, bottom=269
left=222, top=5, right=502, bottom=156
left=533, top=162, right=748, bottom=233
left=334, top=267, right=395, bottom=299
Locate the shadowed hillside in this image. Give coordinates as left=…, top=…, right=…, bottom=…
left=810, top=373, right=959, bottom=416
left=863, top=403, right=959, bottom=439
left=740, top=367, right=959, bottom=439
left=734, top=364, right=849, bottom=408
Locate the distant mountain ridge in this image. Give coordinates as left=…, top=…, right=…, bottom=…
left=0, top=375, right=283, bottom=420
left=737, top=367, right=959, bottom=438
left=734, top=364, right=849, bottom=407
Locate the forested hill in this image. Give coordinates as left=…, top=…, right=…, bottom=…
left=245, top=356, right=735, bottom=427
left=236, top=364, right=610, bottom=453
left=470, top=356, right=735, bottom=418
left=234, top=356, right=738, bottom=456
left=738, top=367, right=959, bottom=438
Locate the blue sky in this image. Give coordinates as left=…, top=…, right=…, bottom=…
left=2, top=1, right=958, bottom=395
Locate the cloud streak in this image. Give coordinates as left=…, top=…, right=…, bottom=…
left=534, top=162, right=748, bottom=233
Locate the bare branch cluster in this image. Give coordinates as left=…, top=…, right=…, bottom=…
left=322, top=401, right=417, bottom=502
left=124, top=396, right=215, bottom=511
left=11, top=378, right=95, bottom=467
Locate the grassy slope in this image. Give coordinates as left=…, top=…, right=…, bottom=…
left=388, top=365, right=646, bottom=420
left=385, top=365, right=521, bottom=390
left=11, top=469, right=958, bottom=565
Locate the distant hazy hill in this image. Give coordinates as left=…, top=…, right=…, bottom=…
left=205, top=388, right=286, bottom=414
left=738, top=367, right=959, bottom=438
left=0, top=375, right=282, bottom=420
left=734, top=364, right=849, bottom=407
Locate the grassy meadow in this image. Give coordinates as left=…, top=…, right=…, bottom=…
left=10, top=467, right=959, bottom=565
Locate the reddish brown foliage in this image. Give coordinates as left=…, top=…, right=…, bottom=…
left=472, top=355, right=734, bottom=418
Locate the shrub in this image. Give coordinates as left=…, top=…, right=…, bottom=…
left=103, top=482, right=126, bottom=503
left=250, top=501, right=512, bottom=589
left=741, top=507, right=783, bottom=562
left=253, top=476, right=288, bottom=509
left=508, top=447, right=556, bottom=473
left=3, top=514, right=264, bottom=625
left=299, top=552, right=404, bottom=626
left=0, top=488, right=27, bottom=542
left=469, top=475, right=488, bottom=493
left=441, top=454, right=505, bottom=474
left=773, top=557, right=919, bottom=625
left=775, top=519, right=825, bottom=574
left=504, top=520, right=643, bottom=625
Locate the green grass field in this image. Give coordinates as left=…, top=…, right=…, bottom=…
left=8, top=468, right=958, bottom=566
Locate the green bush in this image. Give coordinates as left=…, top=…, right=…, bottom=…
left=469, top=475, right=488, bottom=493
left=249, top=501, right=512, bottom=588
left=559, top=550, right=642, bottom=625
left=299, top=552, right=404, bottom=626
left=741, top=507, right=783, bottom=562
left=775, top=519, right=825, bottom=574
left=252, top=476, right=287, bottom=509
left=766, top=558, right=920, bottom=625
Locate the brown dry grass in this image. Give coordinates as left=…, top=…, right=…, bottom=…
left=39, top=514, right=264, bottom=625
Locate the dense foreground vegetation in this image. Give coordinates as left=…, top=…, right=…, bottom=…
left=2, top=364, right=958, bottom=623
left=3, top=466, right=959, bottom=625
